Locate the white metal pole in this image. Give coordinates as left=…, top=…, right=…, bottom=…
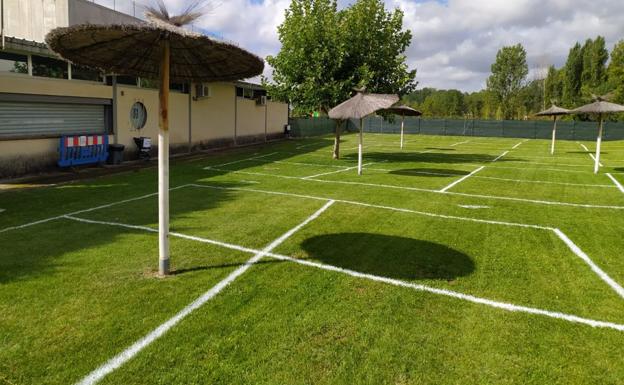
left=158, top=40, right=171, bottom=275
left=358, top=118, right=363, bottom=175
left=594, top=116, right=603, bottom=174
left=550, top=116, right=557, bottom=155
left=400, top=115, right=405, bottom=149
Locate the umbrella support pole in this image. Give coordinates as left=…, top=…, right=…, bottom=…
left=158, top=40, right=171, bottom=276
left=551, top=117, right=557, bottom=155
left=594, top=117, right=603, bottom=174
left=358, top=118, right=363, bottom=175
left=400, top=116, right=404, bottom=149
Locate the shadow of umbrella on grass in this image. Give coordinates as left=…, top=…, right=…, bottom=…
left=45, top=2, right=264, bottom=275
left=389, top=168, right=470, bottom=177
left=301, top=233, right=474, bottom=281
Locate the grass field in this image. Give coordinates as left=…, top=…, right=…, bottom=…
left=2, top=132, right=624, bottom=384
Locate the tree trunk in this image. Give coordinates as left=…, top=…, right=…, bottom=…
left=333, top=120, right=342, bottom=159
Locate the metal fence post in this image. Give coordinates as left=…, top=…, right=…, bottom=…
left=418, top=117, right=421, bottom=134
left=443, top=119, right=447, bottom=135
left=501, top=120, right=504, bottom=137
left=572, top=120, right=576, bottom=141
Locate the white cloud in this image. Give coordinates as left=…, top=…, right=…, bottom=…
left=116, top=0, right=624, bottom=91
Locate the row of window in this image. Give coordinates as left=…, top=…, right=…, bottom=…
left=236, top=86, right=268, bottom=100
left=1, top=52, right=268, bottom=100
left=0, top=51, right=190, bottom=92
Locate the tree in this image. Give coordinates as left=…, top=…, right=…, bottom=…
left=608, top=40, right=624, bottom=104
left=486, top=44, right=528, bottom=119
left=581, top=36, right=609, bottom=97
left=264, top=0, right=345, bottom=115
left=338, top=0, right=416, bottom=96
left=563, top=42, right=584, bottom=107
left=265, top=0, right=416, bottom=159
left=544, top=65, right=563, bottom=105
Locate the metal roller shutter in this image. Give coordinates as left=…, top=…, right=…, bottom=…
left=0, top=101, right=106, bottom=137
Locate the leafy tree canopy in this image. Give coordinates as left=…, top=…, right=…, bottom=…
left=264, top=0, right=416, bottom=116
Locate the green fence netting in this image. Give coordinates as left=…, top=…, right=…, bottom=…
left=289, top=116, right=624, bottom=141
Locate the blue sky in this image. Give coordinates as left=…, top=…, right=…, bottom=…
left=100, top=0, right=624, bottom=92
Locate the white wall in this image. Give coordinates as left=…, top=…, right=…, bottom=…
left=3, top=0, right=69, bottom=43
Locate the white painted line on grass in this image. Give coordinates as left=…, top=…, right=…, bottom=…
left=606, top=173, right=624, bottom=194
left=190, top=183, right=552, bottom=230
left=302, top=163, right=373, bottom=179
left=296, top=142, right=325, bottom=149
left=511, top=140, right=527, bottom=150
left=369, top=168, right=615, bottom=188
left=72, top=200, right=335, bottom=385
left=0, top=185, right=192, bottom=235
left=553, top=229, right=624, bottom=300
left=449, top=140, right=471, bottom=147
left=492, top=151, right=509, bottom=162
left=203, top=168, right=624, bottom=210
left=439, top=166, right=485, bottom=193
left=0, top=208, right=4, bottom=213
left=207, top=152, right=278, bottom=168
left=579, top=143, right=603, bottom=167
left=458, top=205, right=490, bottom=209
left=265, top=251, right=624, bottom=332
left=64, top=215, right=624, bottom=333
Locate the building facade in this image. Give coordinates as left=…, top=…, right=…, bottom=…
left=0, top=0, right=288, bottom=178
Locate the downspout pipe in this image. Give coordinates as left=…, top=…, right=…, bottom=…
left=1, top=0, right=5, bottom=50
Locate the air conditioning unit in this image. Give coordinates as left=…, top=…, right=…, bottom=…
left=195, top=83, right=211, bottom=99
left=256, top=95, right=267, bottom=106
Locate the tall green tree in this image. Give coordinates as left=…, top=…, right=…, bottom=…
left=581, top=36, right=609, bottom=97
left=338, top=0, right=416, bottom=96
left=264, top=0, right=345, bottom=115
left=563, top=42, right=584, bottom=107
left=265, top=0, right=416, bottom=115
left=544, top=65, right=563, bottom=105
left=486, top=44, right=528, bottom=119
left=608, top=40, right=624, bottom=104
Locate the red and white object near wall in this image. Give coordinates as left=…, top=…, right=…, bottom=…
left=58, top=135, right=109, bottom=167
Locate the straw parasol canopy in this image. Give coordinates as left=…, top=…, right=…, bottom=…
left=45, top=12, right=263, bottom=82
left=328, top=89, right=399, bottom=175
left=570, top=98, right=624, bottom=173
left=328, top=89, right=399, bottom=120
left=535, top=104, right=570, bottom=117
left=379, top=105, right=422, bottom=149
left=535, top=104, right=570, bottom=155
left=380, top=104, right=422, bottom=117
left=45, top=2, right=264, bottom=276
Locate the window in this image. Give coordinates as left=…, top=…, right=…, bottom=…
left=170, top=82, right=189, bottom=94
left=0, top=52, right=28, bottom=74
left=32, top=55, right=68, bottom=79
left=129, top=102, right=147, bottom=130
left=71, top=64, right=102, bottom=82
left=116, top=75, right=139, bottom=86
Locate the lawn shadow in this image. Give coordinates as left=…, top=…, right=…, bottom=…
left=173, top=258, right=285, bottom=275
left=343, top=151, right=522, bottom=165
left=390, top=168, right=469, bottom=177
left=300, top=233, right=474, bottom=281
left=0, top=181, right=245, bottom=284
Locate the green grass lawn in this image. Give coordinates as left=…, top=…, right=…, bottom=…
left=2, top=132, right=624, bottom=384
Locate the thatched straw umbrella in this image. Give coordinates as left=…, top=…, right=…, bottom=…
left=46, top=3, right=263, bottom=275
left=570, top=98, right=624, bottom=173
left=379, top=105, right=422, bottom=149
left=535, top=104, right=569, bottom=155
left=328, top=89, right=398, bottom=175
